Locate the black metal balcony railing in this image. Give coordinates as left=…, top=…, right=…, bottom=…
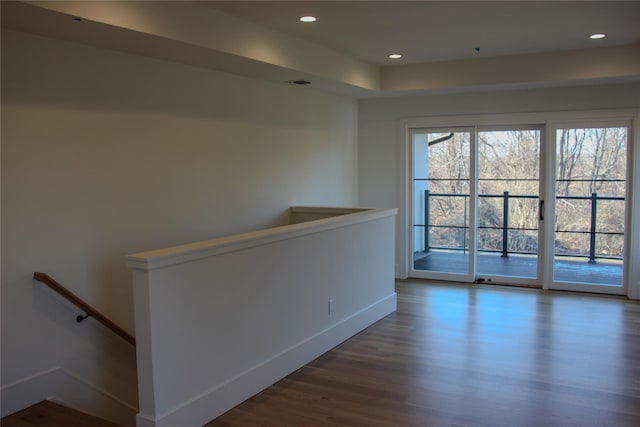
left=418, top=190, right=624, bottom=263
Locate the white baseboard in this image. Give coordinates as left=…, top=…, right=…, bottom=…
left=1, top=367, right=138, bottom=427
left=144, top=293, right=397, bottom=427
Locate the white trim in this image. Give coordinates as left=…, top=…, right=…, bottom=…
left=397, top=121, right=411, bottom=279
left=400, top=109, right=638, bottom=130
left=131, top=207, right=397, bottom=425
left=547, top=120, right=633, bottom=295
left=628, top=112, right=640, bottom=299
left=400, top=109, right=639, bottom=296
left=139, top=293, right=396, bottom=427
left=469, top=127, right=479, bottom=281
left=542, top=120, right=557, bottom=290
left=1, top=367, right=60, bottom=416
left=289, top=206, right=368, bottom=216
left=1, top=367, right=138, bottom=426
left=407, top=127, right=476, bottom=283
left=127, top=207, right=397, bottom=271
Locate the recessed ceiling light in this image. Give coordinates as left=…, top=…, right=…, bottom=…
left=388, top=53, right=402, bottom=59
left=590, top=33, right=606, bottom=39
left=300, top=16, right=317, bottom=23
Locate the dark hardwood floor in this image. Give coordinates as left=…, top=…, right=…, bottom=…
left=207, top=280, right=640, bottom=427
left=1, top=400, right=123, bottom=427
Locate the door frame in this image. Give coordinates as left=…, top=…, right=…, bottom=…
left=475, top=124, right=546, bottom=287
left=408, top=126, right=477, bottom=283
left=544, top=118, right=634, bottom=295
left=399, top=110, right=640, bottom=298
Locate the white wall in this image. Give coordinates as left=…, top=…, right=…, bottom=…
left=412, top=134, right=429, bottom=253
left=128, top=207, right=397, bottom=427
left=357, top=82, right=640, bottom=277
left=1, top=29, right=358, bottom=423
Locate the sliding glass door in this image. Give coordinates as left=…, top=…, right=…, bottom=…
left=410, top=126, right=542, bottom=285
left=411, top=128, right=474, bottom=282
left=476, top=128, right=542, bottom=284
left=551, top=125, right=628, bottom=294
left=405, top=112, right=636, bottom=296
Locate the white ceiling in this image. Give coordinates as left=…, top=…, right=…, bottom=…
left=209, top=0, right=640, bottom=65
left=2, top=1, right=639, bottom=96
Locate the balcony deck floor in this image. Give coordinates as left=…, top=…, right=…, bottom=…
left=414, top=250, right=623, bottom=286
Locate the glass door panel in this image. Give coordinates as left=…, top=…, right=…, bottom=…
left=477, top=129, right=541, bottom=283
left=553, top=127, right=627, bottom=290
left=412, top=129, right=473, bottom=280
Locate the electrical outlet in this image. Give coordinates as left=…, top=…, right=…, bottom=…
left=328, top=299, right=334, bottom=315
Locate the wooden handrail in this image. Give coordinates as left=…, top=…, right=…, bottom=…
left=33, top=272, right=136, bottom=346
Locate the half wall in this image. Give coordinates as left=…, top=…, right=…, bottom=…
left=127, top=206, right=397, bottom=426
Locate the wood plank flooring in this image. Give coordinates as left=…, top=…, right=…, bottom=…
left=207, top=280, right=640, bottom=427
left=1, top=400, right=123, bottom=427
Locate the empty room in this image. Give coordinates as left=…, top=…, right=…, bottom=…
left=2, top=1, right=639, bottom=426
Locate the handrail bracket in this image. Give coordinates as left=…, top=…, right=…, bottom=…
left=33, top=272, right=136, bottom=346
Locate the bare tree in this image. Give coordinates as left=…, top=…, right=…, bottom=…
left=420, top=126, right=626, bottom=258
